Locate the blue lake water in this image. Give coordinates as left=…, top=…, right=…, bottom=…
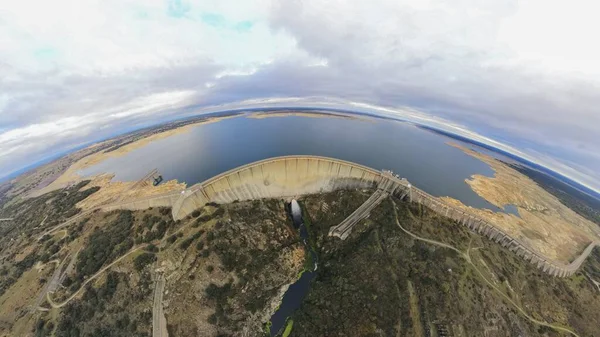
left=503, top=204, right=520, bottom=217
left=81, top=112, right=504, bottom=212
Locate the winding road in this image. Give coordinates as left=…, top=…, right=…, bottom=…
left=37, top=211, right=92, bottom=241
left=46, top=246, right=144, bottom=308
left=392, top=199, right=581, bottom=337
left=32, top=259, right=62, bottom=312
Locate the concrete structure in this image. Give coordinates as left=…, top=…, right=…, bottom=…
left=171, top=156, right=382, bottom=220
left=152, top=273, right=168, bottom=337
left=329, top=171, right=411, bottom=239
left=102, top=155, right=598, bottom=278
left=328, top=189, right=389, bottom=240
left=409, top=186, right=599, bottom=277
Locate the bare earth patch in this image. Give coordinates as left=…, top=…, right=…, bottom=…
left=30, top=115, right=238, bottom=206
left=27, top=117, right=241, bottom=211
left=444, top=143, right=600, bottom=263
left=74, top=173, right=185, bottom=211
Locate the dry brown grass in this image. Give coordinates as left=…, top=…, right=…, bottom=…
left=444, top=143, right=600, bottom=263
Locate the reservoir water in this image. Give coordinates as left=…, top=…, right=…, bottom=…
left=81, top=112, right=504, bottom=212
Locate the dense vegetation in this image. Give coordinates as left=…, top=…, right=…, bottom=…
left=131, top=208, right=174, bottom=244
left=2, top=175, right=598, bottom=337
left=133, top=252, right=156, bottom=271
left=75, top=211, right=134, bottom=282
left=165, top=199, right=304, bottom=337
left=55, top=271, right=153, bottom=337
left=202, top=199, right=300, bottom=331
left=0, top=180, right=98, bottom=241
left=287, top=191, right=600, bottom=336
left=0, top=181, right=101, bottom=298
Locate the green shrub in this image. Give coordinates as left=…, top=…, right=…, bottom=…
left=213, top=208, right=225, bottom=217
left=133, top=253, right=155, bottom=271
left=75, top=211, right=134, bottom=279
left=179, top=238, right=194, bottom=250
left=145, top=244, right=158, bottom=253
left=206, top=232, right=215, bottom=242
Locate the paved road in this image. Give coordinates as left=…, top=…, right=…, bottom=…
left=411, top=186, right=600, bottom=277
left=32, top=259, right=63, bottom=312
left=37, top=211, right=92, bottom=241
left=33, top=250, right=78, bottom=311
left=564, top=241, right=600, bottom=273
left=46, top=246, right=144, bottom=308
left=58, top=248, right=80, bottom=285
left=153, top=274, right=168, bottom=337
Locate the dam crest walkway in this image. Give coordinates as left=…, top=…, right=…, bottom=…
left=100, top=155, right=598, bottom=278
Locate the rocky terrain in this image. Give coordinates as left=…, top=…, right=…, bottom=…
left=161, top=199, right=305, bottom=336
left=288, top=190, right=600, bottom=337
left=1, top=173, right=600, bottom=337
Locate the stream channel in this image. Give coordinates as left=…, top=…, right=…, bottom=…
left=268, top=200, right=318, bottom=336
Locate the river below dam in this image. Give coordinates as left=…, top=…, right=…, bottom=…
left=80, top=111, right=511, bottom=213
left=268, top=200, right=318, bottom=336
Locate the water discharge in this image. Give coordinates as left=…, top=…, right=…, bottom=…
left=269, top=200, right=317, bottom=337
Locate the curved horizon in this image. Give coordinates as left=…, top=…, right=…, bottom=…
left=5, top=101, right=599, bottom=199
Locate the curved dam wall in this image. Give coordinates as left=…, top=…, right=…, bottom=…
left=99, top=155, right=595, bottom=278
left=409, top=187, right=597, bottom=277
left=171, top=156, right=382, bottom=221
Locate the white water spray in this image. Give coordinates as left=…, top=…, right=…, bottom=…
left=291, top=199, right=302, bottom=224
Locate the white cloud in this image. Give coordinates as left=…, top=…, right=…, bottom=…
left=107, top=90, right=196, bottom=119
left=0, top=0, right=599, bottom=193
left=498, top=0, right=600, bottom=76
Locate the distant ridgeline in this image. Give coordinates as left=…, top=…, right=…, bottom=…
left=102, top=155, right=598, bottom=278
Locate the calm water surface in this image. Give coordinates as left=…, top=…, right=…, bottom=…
left=81, top=113, right=504, bottom=212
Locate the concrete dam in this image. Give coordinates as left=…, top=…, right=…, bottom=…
left=102, top=155, right=597, bottom=278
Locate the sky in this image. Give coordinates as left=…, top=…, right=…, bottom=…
left=1, top=0, right=599, bottom=192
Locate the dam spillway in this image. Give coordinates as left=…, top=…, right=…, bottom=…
left=101, top=155, right=597, bottom=278
left=290, top=199, right=303, bottom=224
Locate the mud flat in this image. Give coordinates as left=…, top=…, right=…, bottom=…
left=445, top=143, right=600, bottom=263
left=27, top=116, right=238, bottom=210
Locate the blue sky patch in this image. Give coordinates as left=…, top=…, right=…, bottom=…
left=168, top=0, right=191, bottom=18
left=33, top=47, right=58, bottom=61
left=235, top=21, right=254, bottom=32
left=200, top=13, right=226, bottom=27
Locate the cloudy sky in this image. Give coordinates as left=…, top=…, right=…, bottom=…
left=1, top=0, right=599, bottom=191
